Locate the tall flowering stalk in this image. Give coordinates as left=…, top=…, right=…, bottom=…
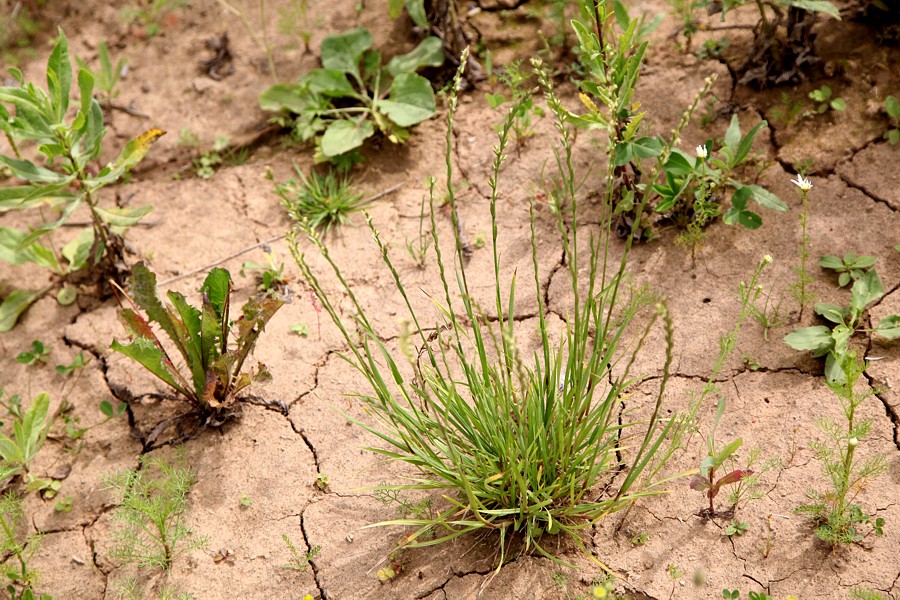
left=791, top=175, right=815, bottom=319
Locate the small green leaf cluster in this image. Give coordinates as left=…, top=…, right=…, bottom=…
left=103, top=453, right=207, bottom=570
left=270, top=165, right=369, bottom=234
left=795, top=353, right=887, bottom=546
left=807, top=85, right=846, bottom=114
left=15, top=341, right=49, bottom=366
left=819, top=253, right=877, bottom=287
left=0, top=391, right=51, bottom=489
left=485, top=59, right=545, bottom=144
left=722, top=590, right=774, bottom=600
left=259, top=27, right=443, bottom=164
left=240, top=252, right=288, bottom=295
left=0, top=492, right=49, bottom=597
left=884, top=95, right=899, bottom=145
left=76, top=41, right=127, bottom=108
left=110, top=263, right=284, bottom=418
left=784, top=266, right=899, bottom=382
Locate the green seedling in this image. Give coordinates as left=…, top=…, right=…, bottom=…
left=76, top=40, right=127, bottom=109
left=103, top=452, right=207, bottom=570
left=808, top=85, right=846, bottom=114
left=271, top=165, right=369, bottom=234
left=747, top=283, right=784, bottom=342
left=0, top=30, right=163, bottom=329
left=630, top=532, right=648, bottom=545
left=289, top=323, right=309, bottom=337
left=55, top=352, right=91, bottom=376
left=405, top=188, right=432, bottom=269
left=239, top=494, right=252, bottom=508
left=485, top=59, right=544, bottom=145
left=0, top=391, right=51, bottom=488
left=884, top=95, right=900, bottom=144
left=122, top=0, right=190, bottom=36
left=795, top=353, right=887, bottom=545
left=852, top=589, right=899, bottom=600
left=259, top=27, right=443, bottom=164
left=110, top=263, right=283, bottom=423
left=723, top=520, right=749, bottom=536
left=15, top=341, right=49, bottom=366
left=691, top=397, right=753, bottom=516
left=722, top=591, right=773, bottom=600
left=313, top=472, right=329, bottom=491
left=785, top=267, right=899, bottom=382
left=240, top=251, right=288, bottom=294
left=281, top=534, right=319, bottom=572
left=0, top=492, right=46, bottom=595
left=820, top=253, right=877, bottom=288
left=54, top=496, right=73, bottom=513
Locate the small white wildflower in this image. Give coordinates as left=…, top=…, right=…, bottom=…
left=791, top=175, right=813, bottom=191
left=848, top=437, right=859, bottom=447
left=696, top=144, right=708, bottom=159
left=763, top=254, right=773, bottom=264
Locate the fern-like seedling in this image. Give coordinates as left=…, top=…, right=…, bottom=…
left=103, top=453, right=207, bottom=570
left=110, top=263, right=283, bottom=427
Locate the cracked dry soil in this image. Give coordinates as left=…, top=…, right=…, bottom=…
left=1, top=0, right=899, bottom=598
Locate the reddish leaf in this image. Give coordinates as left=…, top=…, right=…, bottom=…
left=117, top=308, right=156, bottom=340
left=715, top=469, right=753, bottom=489
left=689, top=474, right=710, bottom=491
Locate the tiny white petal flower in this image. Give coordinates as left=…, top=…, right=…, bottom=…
left=696, top=145, right=708, bottom=159
left=763, top=254, right=773, bottom=264
left=791, top=175, right=813, bottom=191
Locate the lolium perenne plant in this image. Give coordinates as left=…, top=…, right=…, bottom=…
left=0, top=29, right=163, bottom=329
left=110, top=263, right=283, bottom=438
left=259, top=26, right=444, bottom=166
left=289, top=10, right=695, bottom=565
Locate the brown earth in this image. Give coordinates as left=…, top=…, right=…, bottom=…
left=1, top=1, right=899, bottom=599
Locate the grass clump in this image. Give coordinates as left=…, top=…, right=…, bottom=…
left=270, top=166, right=369, bottom=234
left=290, top=23, right=683, bottom=566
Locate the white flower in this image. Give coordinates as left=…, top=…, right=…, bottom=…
left=791, top=175, right=813, bottom=191
left=763, top=254, right=773, bottom=264
left=849, top=437, right=859, bottom=447
left=696, top=145, right=708, bottom=159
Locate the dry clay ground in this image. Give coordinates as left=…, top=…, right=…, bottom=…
left=1, top=0, right=899, bottom=598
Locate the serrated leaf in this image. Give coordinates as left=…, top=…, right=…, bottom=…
left=110, top=337, right=188, bottom=395
left=386, top=37, right=444, bottom=77
left=200, top=268, right=232, bottom=319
